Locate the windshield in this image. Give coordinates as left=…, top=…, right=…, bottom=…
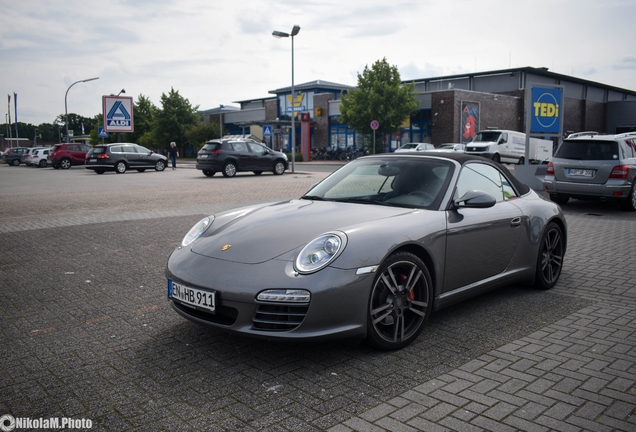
left=472, top=131, right=501, bottom=143
left=303, top=157, right=455, bottom=210
left=554, top=140, right=619, bottom=161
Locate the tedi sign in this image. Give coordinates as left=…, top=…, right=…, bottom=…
left=530, top=87, right=562, bottom=134
left=103, top=96, right=134, bottom=133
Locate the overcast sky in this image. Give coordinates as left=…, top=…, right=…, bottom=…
left=2, top=0, right=636, bottom=126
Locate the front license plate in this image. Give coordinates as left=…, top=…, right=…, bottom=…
left=567, top=168, right=594, bottom=177
left=169, top=280, right=215, bottom=313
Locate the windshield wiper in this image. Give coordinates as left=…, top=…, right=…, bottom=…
left=332, top=197, right=398, bottom=206
left=300, top=195, right=326, bottom=201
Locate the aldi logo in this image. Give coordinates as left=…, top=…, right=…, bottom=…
left=103, top=96, right=134, bottom=132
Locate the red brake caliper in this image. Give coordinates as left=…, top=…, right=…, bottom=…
left=401, top=274, right=415, bottom=301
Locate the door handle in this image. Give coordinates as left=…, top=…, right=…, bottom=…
left=510, top=217, right=522, bottom=227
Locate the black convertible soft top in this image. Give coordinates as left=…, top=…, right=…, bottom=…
left=384, top=151, right=532, bottom=196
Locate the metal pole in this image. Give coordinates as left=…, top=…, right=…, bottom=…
left=290, top=35, right=295, bottom=173
left=65, top=77, right=99, bottom=143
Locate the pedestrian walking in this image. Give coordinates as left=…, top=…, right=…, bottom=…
left=168, top=142, right=179, bottom=169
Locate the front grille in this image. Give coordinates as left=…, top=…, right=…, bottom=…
left=252, top=304, right=309, bottom=331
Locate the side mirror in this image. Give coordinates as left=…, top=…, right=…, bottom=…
left=453, top=190, right=496, bottom=208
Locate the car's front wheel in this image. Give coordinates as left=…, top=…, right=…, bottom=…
left=11, top=159, right=20, bottom=166
left=222, top=162, right=237, bottom=177
left=155, top=160, right=166, bottom=172
left=621, top=184, right=636, bottom=211
left=366, top=251, right=432, bottom=350
left=115, top=161, right=127, bottom=174
left=492, top=153, right=501, bottom=163
left=60, top=158, right=71, bottom=169
left=535, top=222, right=565, bottom=290
left=273, top=160, right=286, bottom=175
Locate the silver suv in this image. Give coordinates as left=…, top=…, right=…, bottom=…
left=543, top=132, right=636, bottom=211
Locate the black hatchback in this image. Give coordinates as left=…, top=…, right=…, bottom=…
left=85, top=143, right=168, bottom=174
left=196, top=138, right=288, bottom=177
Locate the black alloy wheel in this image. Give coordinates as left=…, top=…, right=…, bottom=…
left=535, top=222, right=565, bottom=290
left=366, top=251, right=432, bottom=350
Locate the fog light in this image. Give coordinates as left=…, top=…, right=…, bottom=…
left=257, top=289, right=310, bottom=303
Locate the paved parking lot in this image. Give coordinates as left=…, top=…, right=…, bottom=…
left=1, top=163, right=634, bottom=431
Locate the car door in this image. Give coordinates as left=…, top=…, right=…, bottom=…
left=134, top=145, right=154, bottom=167
left=231, top=141, right=252, bottom=170
left=121, top=145, right=140, bottom=167
left=247, top=142, right=270, bottom=171
left=444, top=162, right=523, bottom=292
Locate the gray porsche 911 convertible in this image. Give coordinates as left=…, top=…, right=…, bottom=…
left=165, top=152, right=566, bottom=350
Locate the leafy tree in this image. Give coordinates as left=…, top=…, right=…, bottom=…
left=339, top=58, right=419, bottom=153
left=54, top=113, right=97, bottom=139
left=185, top=121, right=220, bottom=148
left=153, top=88, right=199, bottom=152
left=129, top=94, right=157, bottom=144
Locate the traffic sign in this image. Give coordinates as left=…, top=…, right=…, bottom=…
left=98, top=126, right=109, bottom=138
left=263, top=125, right=273, bottom=137
left=370, top=120, right=379, bottom=130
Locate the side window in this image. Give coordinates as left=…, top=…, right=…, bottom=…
left=68, top=145, right=79, bottom=151
left=499, top=133, right=508, bottom=144
left=231, top=142, right=247, bottom=152
left=111, top=146, right=123, bottom=153
left=248, top=143, right=266, bottom=155
left=456, top=163, right=512, bottom=203
left=122, top=145, right=137, bottom=153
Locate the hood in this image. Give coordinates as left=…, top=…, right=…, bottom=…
left=190, top=199, right=415, bottom=264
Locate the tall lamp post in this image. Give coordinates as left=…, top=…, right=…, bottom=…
left=273, top=25, right=300, bottom=173
left=219, top=104, right=224, bottom=138
left=65, top=77, right=99, bottom=143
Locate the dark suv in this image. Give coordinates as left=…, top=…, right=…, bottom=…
left=3, top=147, right=29, bottom=166
left=196, top=138, right=288, bottom=177
left=544, top=132, right=636, bottom=210
left=48, top=143, right=91, bottom=169
left=85, top=143, right=168, bottom=174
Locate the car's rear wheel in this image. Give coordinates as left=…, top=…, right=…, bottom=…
left=366, top=251, right=432, bottom=350
left=549, top=193, right=570, bottom=205
left=621, top=184, right=636, bottom=211
left=253, top=171, right=263, bottom=176
left=273, top=161, right=286, bottom=175
left=535, top=222, right=565, bottom=290
left=155, top=160, right=166, bottom=172
left=222, top=162, right=237, bottom=177
left=11, top=159, right=20, bottom=166
left=116, top=161, right=127, bottom=174
left=38, top=160, right=47, bottom=168
left=60, top=158, right=71, bottom=169
left=202, top=170, right=215, bottom=177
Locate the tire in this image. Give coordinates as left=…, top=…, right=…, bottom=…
left=273, top=160, right=286, bottom=175
left=95, top=169, right=105, bottom=174
left=60, top=158, right=71, bottom=169
left=222, top=161, right=237, bottom=177
left=38, top=160, right=47, bottom=168
left=535, top=222, right=565, bottom=290
left=115, top=161, right=127, bottom=174
left=52, top=164, right=60, bottom=169
left=253, top=171, right=263, bottom=176
left=155, top=160, right=166, bottom=172
left=492, top=153, right=501, bottom=164
left=517, top=157, right=525, bottom=165
left=549, top=193, right=570, bottom=205
left=136, top=169, right=146, bottom=172
left=366, top=251, right=433, bottom=350
left=11, top=159, right=20, bottom=166
left=202, top=170, right=215, bottom=177
left=621, top=184, right=636, bottom=211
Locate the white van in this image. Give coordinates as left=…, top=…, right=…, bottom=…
left=465, top=130, right=552, bottom=164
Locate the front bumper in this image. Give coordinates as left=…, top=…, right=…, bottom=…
left=165, top=247, right=374, bottom=342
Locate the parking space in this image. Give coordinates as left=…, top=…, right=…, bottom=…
left=0, top=164, right=634, bottom=431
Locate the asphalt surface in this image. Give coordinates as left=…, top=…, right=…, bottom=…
left=0, top=161, right=635, bottom=431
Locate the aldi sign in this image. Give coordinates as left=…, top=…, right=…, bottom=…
left=103, top=96, right=134, bottom=133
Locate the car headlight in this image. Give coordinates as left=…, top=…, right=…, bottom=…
left=181, top=216, right=214, bottom=247
left=295, top=232, right=347, bottom=274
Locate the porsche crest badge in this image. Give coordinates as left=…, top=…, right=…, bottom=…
left=221, top=244, right=232, bottom=251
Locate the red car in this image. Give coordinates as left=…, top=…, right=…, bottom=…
left=48, top=143, right=91, bottom=169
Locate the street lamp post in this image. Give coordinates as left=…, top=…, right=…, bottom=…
left=273, top=25, right=300, bottom=173
left=219, top=104, right=224, bottom=138
left=65, top=77, right=99, bottom=143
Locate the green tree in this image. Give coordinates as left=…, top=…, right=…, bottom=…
left=153, top=88, right=199, bottom=153
left=129, top=94, right=157, bottom=144
left=185, top=121, right=220, bottom=149
left=339, top=58, right=419, bottom=153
